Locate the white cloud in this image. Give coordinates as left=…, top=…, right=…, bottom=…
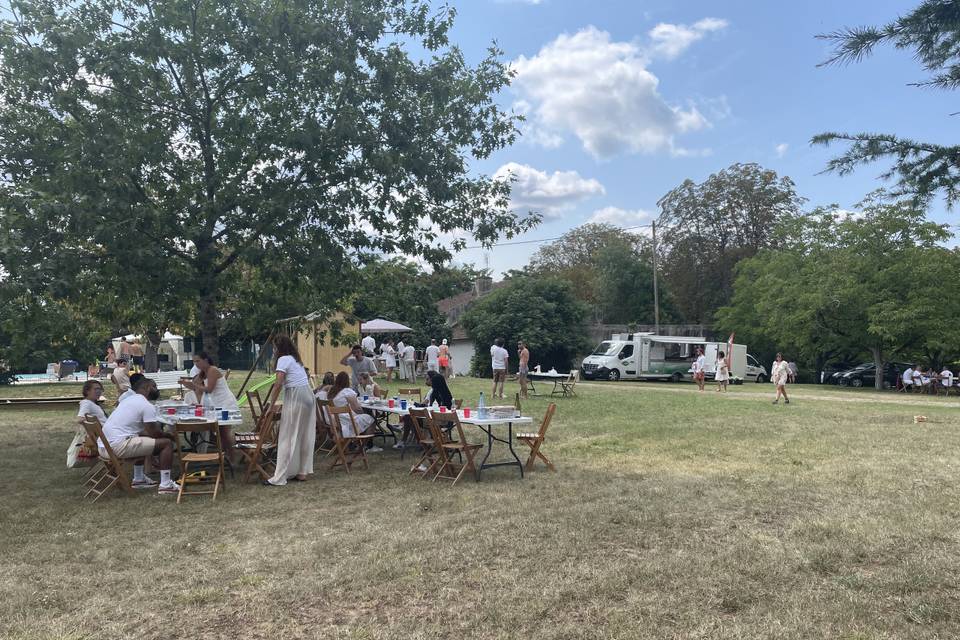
left=587, top=207, right=654, bottom=229
left=495, top=162, right=605, bottom=218
left=512, top=25, right=721, bottom=159
left=775, top=143, right=789, bottom=158
left=648, top=18, right=728, bottom=60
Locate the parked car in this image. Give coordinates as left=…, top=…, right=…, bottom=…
left=838, top=362, right=911, bottom=388
left=745, top=353, right=768, bottom=383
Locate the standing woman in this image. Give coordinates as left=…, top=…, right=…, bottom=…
left=771, top=353, right=790, bottom=404
left=265, top=334, right=316, bottom=486
left=382, top=340, right=397, bottom=384
left=438, top=339, right=451, bottom=380
left=715, top=351, right=729, bottom=393
left=182, top=352, right=240, bottom=455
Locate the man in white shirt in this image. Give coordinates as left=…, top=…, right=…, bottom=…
left=692, top=348, right=706, bottom=392
left=100, top=377, right=177, bottom=494
left=361, top=334, right=376, bottom=356
left=940, top=367, right=954, bottom=391
left=397, top=340, right=407, bottom=379
left=340, top=345, right=378, bottom=391
left=490, top=338, right=509, bottom=399
left=901, top=365, right=915, bottom=392
left=425, top=339, right=440, bottom=373
left=402, top=343, right=416, bottom=382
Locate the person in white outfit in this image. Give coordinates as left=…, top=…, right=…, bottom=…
left=264, top=335, right=316, bottom=486
left=402, top=343, right=416, bottom=382
left=771, top=352, right=790, bottom=404
left=328, top=371, right=381, bottom=451
left=397, top=340, right=407, bottom=379
left=182, top=352, right=240, bottom=456
left=381, top=340, right=397, bottom=383
left=361, top=334, right=376, bottom=356
left=425, top=339, right=440, bottom=373
left=940, top=367, right=954, bottom=392
left=715, top=351, right=729, bottom=392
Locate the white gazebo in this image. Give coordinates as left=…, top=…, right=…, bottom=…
left=360, top=318, right=413, bottom=333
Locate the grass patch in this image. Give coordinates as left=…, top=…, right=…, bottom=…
left=3, top=375, right=960, bottom=638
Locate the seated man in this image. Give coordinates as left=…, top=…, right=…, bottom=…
left=117, top=373, right=145, bottom=404
left=99, top=377, right=178, bottom=494
left=902, top=365, right=915, bottom=392
left=941, top=366, right=954, bottom=392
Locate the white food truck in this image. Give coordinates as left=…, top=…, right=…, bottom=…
left=580, top=333, right=767, bottom=383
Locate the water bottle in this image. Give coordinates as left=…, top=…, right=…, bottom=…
left=202, top=393, right=214, bottom=418
left=478, top=392, right=487, bottom=419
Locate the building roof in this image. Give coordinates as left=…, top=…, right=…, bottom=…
left=437, top=279, right=505, bottom=328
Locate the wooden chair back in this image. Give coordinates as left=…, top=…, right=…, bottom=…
left=537, top=403, right=557, bottom=439
left=238, top=401, right=279, bottom=482
left=324, top=401, right=371, bottom=472
left=81, top=417, right=135, bottom=501
left=430, top=410, right=468, bottom=448
left=315, top=397, right=336, bottom=454
left=376, top=388, right=388, bottom=399
left=407, top=407, right=434, bottom=444
left=398, top=387, right=422, bottom=402
left=326, top=404, right=360, bottom=437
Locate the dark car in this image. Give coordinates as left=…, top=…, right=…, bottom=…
left=830, top=363, right=871, bottom=385
left=838, top=362, right=911, bottom=388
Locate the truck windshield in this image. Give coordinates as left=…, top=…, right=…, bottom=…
left=592, top=341, right=618, bottom=356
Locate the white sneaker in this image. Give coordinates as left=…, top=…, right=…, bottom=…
left=416, top=463, right=428, bottom=472
left=132, top=477, right=158, bottom=488
left=392, top=442, right=405, bottom=450
left=367, top=446, right=384, bottom=453
left=157, top=483, right=178, bottom=495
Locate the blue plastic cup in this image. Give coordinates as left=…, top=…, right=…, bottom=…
left=221, top=409, right=229, bottom=421
left=400, top=399, right=408, bottom=410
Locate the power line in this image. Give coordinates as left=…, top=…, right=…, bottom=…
left=461, top=223, right=653, bottom=250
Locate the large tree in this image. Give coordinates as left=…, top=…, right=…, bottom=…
left=656, top=163, right=805, bottom=322
left=717, top=197, right=960, bottom=388
left=0, top=0, right=536, bottom=360
left=814, top=1, right=960, bottom=206
left=461, top=275, right=589, bottom=375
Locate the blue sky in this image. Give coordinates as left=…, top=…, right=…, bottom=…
left=443, top=0, right=956, bottom=275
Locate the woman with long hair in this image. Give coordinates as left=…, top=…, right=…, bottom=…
left=328, top=371, right=380, bottom=451
left=182, top=352, right=240, bottom=456
left=771, top=352, right=790, bottom=404
left=264, top=334, right=317, bottom=486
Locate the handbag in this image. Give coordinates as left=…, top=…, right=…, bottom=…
left=66, top=428, right=98, bottom=468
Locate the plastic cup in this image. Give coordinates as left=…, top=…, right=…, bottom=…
left=388, top=399, right=395, bottom=408
left=463, top=407, right=471, bottom=418
left=362, top=394, right=369, bottom=402
left=439, top=406, right=447, bottom=413
left=166, top=407, right=175, bottom=415
left=194, top=405, right=203, bottom=417
left=400, top=399, right=408, bottom=410
left=221, top=409, right=229, bottom=421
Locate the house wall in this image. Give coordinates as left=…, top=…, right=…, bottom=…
left=449, top=340, right=476, bottom=376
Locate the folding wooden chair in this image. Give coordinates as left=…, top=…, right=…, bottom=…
left=236, top=402, right=279, bottom=482
left=173, top=421, right=226, bottom=503
left=517, top=403, right=557, bottom=472
left=407, top=408, right=439, bottom=478
left=429, top=411, right=482, bottom=486
left=398, top=387, right=422, bottom=402
left=81, top=419, right=136, bottom=502
left=554, top=371, right=579, bottom=398
left=325, top=403, right=374, bottom=473
left=80, top=416, right=109, bottom=490
left=315, top=397, right=336, bottom=456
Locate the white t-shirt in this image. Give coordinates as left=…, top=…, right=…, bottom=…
left=940, top=369, right=954, bottom=387
left=112, top=367, right=130, bottom=392
left=383, top=345, right=397, bottom=368
left=345, top=355, right=377, bottom=388
left=397, top=341, right=405, bottom=355
left=425, top=345, right=440, bottom=364
left=403, top=345, right=415, bottom=362
left=331, top=387, right=359, bottom=433
left=101, top=394, right=158, bottom=449
left=361, top=336, right=376, bottom=354
left=117, top=388, right=137, bottom=404
left=189, top=365, right=201, bottom=377
left=902, top=368, right=914, bottom=384
left=276, top=355, right=309, bottom=389
left=77, top=399, right=107, bottom=424
left=693, top=355, right=705, bottom=373
left=491, top=345, right=509, bottom=370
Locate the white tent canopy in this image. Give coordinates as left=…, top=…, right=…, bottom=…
left=361, top=318, right=412, bottom=333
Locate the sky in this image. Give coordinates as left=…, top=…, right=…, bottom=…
left=440, top=0, right=956, bottom=276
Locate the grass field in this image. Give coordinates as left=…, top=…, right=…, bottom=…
left=4, top=375, right=960, bottom=639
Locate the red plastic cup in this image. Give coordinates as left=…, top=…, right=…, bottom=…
left=463, top=407, right=471, bottom=418
left=166, top=407, right=175, bottom=415
left=194, top=405, right=203, bottom=417
left=439, top=406, right=447, bottom=413
left=388, top=399, right=395, bottom=408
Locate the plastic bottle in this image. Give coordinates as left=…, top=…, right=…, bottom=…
left=202, top=393, right=214, bottom=418
left=478, top=392, right=487, bottom=418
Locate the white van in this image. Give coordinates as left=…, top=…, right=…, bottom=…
left=581, top=333, right=766, bottom=383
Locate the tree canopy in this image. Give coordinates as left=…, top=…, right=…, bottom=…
left=717, top=196, right=960, bottom=387
left=657, top=163, right=804, bottom=322
left=0, top=0, right=536, bottom=361
left=814, top=0, right=960, bottom=206
left=461, top=275, right=589, bottom=375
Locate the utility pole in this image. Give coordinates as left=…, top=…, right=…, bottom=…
left=651, top=220, right=660, bottom=335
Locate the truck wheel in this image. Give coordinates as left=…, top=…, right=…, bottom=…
left=756, top=374, right=766, bottom=384
left=671, top=372, right=682, bottom=383
left=851, top=378, right=863, bottom=388
left=608, top=369, right=620, bottom=381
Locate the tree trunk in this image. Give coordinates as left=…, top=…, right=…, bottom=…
left=870, top=345, right=884, bottom=390
left=199, top=281, right=220, bottom=363
left=145, top=330, right=161, bottom=372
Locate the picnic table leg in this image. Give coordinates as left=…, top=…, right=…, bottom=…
left=507, top=421, right=523, bottom=479
left=478, top=425, right=494, bottom=480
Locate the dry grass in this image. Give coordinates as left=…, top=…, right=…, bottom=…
left=3, top=375, right=960, bottom=639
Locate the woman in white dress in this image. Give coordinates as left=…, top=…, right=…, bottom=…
left=265, top=335, right=316, bottom=486
left=771, top=352, right=790, bottom=404
left=382, top=340, right=397, bottom=383
left=715, top=351, right=729, bottom=393
left=182, top=352, right=241, bottom=455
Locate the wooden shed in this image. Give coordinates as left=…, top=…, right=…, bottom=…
left=276, top=311, right=360, bottom=378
